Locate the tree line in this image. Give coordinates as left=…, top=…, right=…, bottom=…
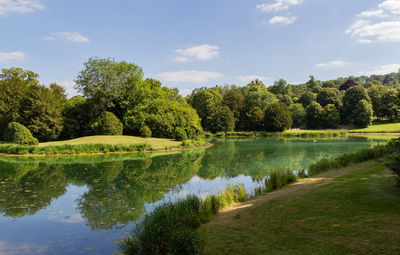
left=1, top=58, right=400, bottom=143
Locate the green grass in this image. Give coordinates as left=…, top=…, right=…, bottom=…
left=350, top=123, right=400, bottom=133
left=0, top=135, right=208, bottom=156
left=200, top=163, right=400, bottom=255
left=39, top=135, right=181, bottom=149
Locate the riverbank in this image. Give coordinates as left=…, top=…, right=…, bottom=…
left=0, top=135, right=210, bottom=156
left=220, top=130, right=348, bottom=138
left=200, top=161, right=400, bottom=254
left=350, top=122, right=400, bottom=133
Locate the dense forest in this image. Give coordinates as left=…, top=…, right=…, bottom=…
left=1, top=58, right=400, bottom=144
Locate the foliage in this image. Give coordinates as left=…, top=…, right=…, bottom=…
left=264, top=102, right=292, bottom=132
left=223, top=90, right=244, bottom=119
left=339, top=79, right=358, bottom=91
left=0, top=68, right=39, bottom=137
left=290, top=103, right=306, bottom=128
left=342, top=86, right=371, bottom=123
left=139, top=126, right=152, bottom=138
left=306, top=102, right=323, bottom=129
left=124, top=99, right=203, bottom=139
left=322, top=104, right=340, bottom=128
left=60, top=96, right=89, bottom=139
left=210, top=106, right=235, bottom=133
left=188, top=89, right=223, bottom=131
left=245, top=107, right=264, bottom=131
left=92, top=112, right=123, bottom=135
left=316, top=87, right=342, bottom=108
left=174, top=127, right=188, bottom=141
left=3, top=122, right=38, bottom=145
left=385, top=138, right=400, bottom=178
left=298, top=91, right=317, bottom=107
left=353, top=100, right=373, bottom=128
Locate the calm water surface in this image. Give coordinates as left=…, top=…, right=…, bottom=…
left=0, top=137, right=389, bottom=254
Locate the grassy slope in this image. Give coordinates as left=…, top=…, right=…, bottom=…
left=351, top=123, right=400, bottom=133
left=39, top=135, right=181, bottom=149
left=200, top=162, right=400, bottom=255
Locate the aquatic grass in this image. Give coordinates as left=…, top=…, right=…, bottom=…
left=265, top=170, right=297, bottom=192
left=120, top=184, right=247, bottom=255
left=308, top=144, right=388, bottom=176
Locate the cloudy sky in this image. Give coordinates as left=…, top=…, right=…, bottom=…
left=1, top=0, right=400, bottom=96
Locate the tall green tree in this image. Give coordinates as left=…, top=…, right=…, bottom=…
left=188, top=89, right=223, bottom=131
left=322, top=104, right=340, bottom=128
left=306, top=102, right=323, bottom=129
left=0, top=68, right=39, bottom=136
left=264, top=102, right=292, bottom=132
left=316, top=87, right=342, bottom=108
left=353, top=100, right=373, bottom=128
left=223, top=89, right=244, bottom=120
left=20, top=84, right=66, bottom=141
left=290, top=103, right=306, bottom=128
left=367, top=85, right=388, bottom=119
left=342, top=86, right=371, bottom=122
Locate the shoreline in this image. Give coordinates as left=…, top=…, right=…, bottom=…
left=0, top=143, right=213, bottom=158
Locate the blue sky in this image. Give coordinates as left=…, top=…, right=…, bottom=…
left=1, top=0, right=400, bottom=96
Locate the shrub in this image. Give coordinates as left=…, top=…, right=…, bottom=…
left=93, top=112, right=123, bottom=135
left=386, top=138, right=400, bottom=178
left=139, top=126, right=152, bottom=138
left=204, top=132, right=212, bottom=138
left=264, top=102, right=292, bottom=132
left=3, top=122, right=38, bottom=145
left=174, top=127, right=188, bottom=141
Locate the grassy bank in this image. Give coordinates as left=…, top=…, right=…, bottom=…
left=0, top=135, right=208, bottom=156
left=350, top=123, right=400, bottom=133
left=221, top=130, right=348, bottom=138
left=200, top=162, right=400, bottom=255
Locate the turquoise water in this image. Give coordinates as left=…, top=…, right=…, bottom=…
left=0, top=137, right=389, bottom=254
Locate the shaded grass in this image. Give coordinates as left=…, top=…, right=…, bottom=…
left=201, top=163, right=400, bottom=255
left=350, top=123, right=400, bottom=133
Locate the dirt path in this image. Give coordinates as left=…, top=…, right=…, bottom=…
left=208, top=160, right=376, bottom=226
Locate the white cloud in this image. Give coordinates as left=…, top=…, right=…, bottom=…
left=50, top=80, right=78, bottom=97
left=0, top=51, right=29, bottom=63
left=173, top=44, right=219, bottom=62
left=0, top=0, right=44, bottom=16
left=316, top=60, right=349, bottom=68
left=362, top=63, right=400, bottom=75
left=43, top=32, right=90, bottom=43
left=238, top=75, right=270, bottom=83
left=157, top=70, right=223, bottom=83
left=257, top=0, right=303, bottom=12
left=347, top=0, right=400, bottom=43
left=269, top=15, right=297, bottom=24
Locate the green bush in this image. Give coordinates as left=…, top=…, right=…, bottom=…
left=174, top=127, right=188, bottom=141
left=3, top=122, right=38, bottom=145
left=139, top=125, right=152, bottom=138
left=92, top=112, right=123, bottom=135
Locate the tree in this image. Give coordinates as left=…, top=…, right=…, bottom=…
left=298, top=91, right=317, bottom=107
left=379, top=89, right=400, bottom=121
left=342, top=86, right=371, bottom=122
left=223, top=90, right=244, bottom=120
left=210, top=106, right=235, bottom=133
left=0, top=68, right=39, bottom=136
left=92, top=112, right=123, bottom=135
left=339, top=79, right=358, bottom=91
left=322, top=104, right=340, bottom=128
left=306, top=75, right=321, bottom=93
left=353, top=100, right=373, bottom=128
left=20, top=84, right=66, bottom=141
left=306, top=102, right=323, bottom=129
left=245, top=107, right=264, bottom=131
left=316, top=87, right=342, bottom=108
left=269, top=79, right=292, bottom=96
left=367, top=85, right=388, bottom=119
left=75, top=58, right=144, bottom=119
left=290, top=103, right=306, bottom=128
left=264, top=102, right=292, bottom=132
left=60, top=96, right=90, bottom=139
left=277, top=94, right=293, bottom=106
left=188, top=89, right=223, bottom=131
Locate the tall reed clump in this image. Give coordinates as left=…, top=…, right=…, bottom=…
left=0, top=143, right=149, bottom=155
left=308, top=144, right=388, bottom=176
left=264, top=170, right=297, bottom=192
left=120, top=184, right=247, bottom=255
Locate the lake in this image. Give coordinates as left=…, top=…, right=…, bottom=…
left=0, top=136, right=389, bottom=254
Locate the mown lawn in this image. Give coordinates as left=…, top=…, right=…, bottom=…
left=351, top=123, right=400, bottom=133
left=200, top=163, right=400, bottom=255
left=39, top=135, right=181, bottom=149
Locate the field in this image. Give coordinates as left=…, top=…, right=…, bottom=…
left=39, top=135, right=182, bottom=150
left=350, top=123, right=400, bottom=133
left=200, top=161, right=400, bottom=254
